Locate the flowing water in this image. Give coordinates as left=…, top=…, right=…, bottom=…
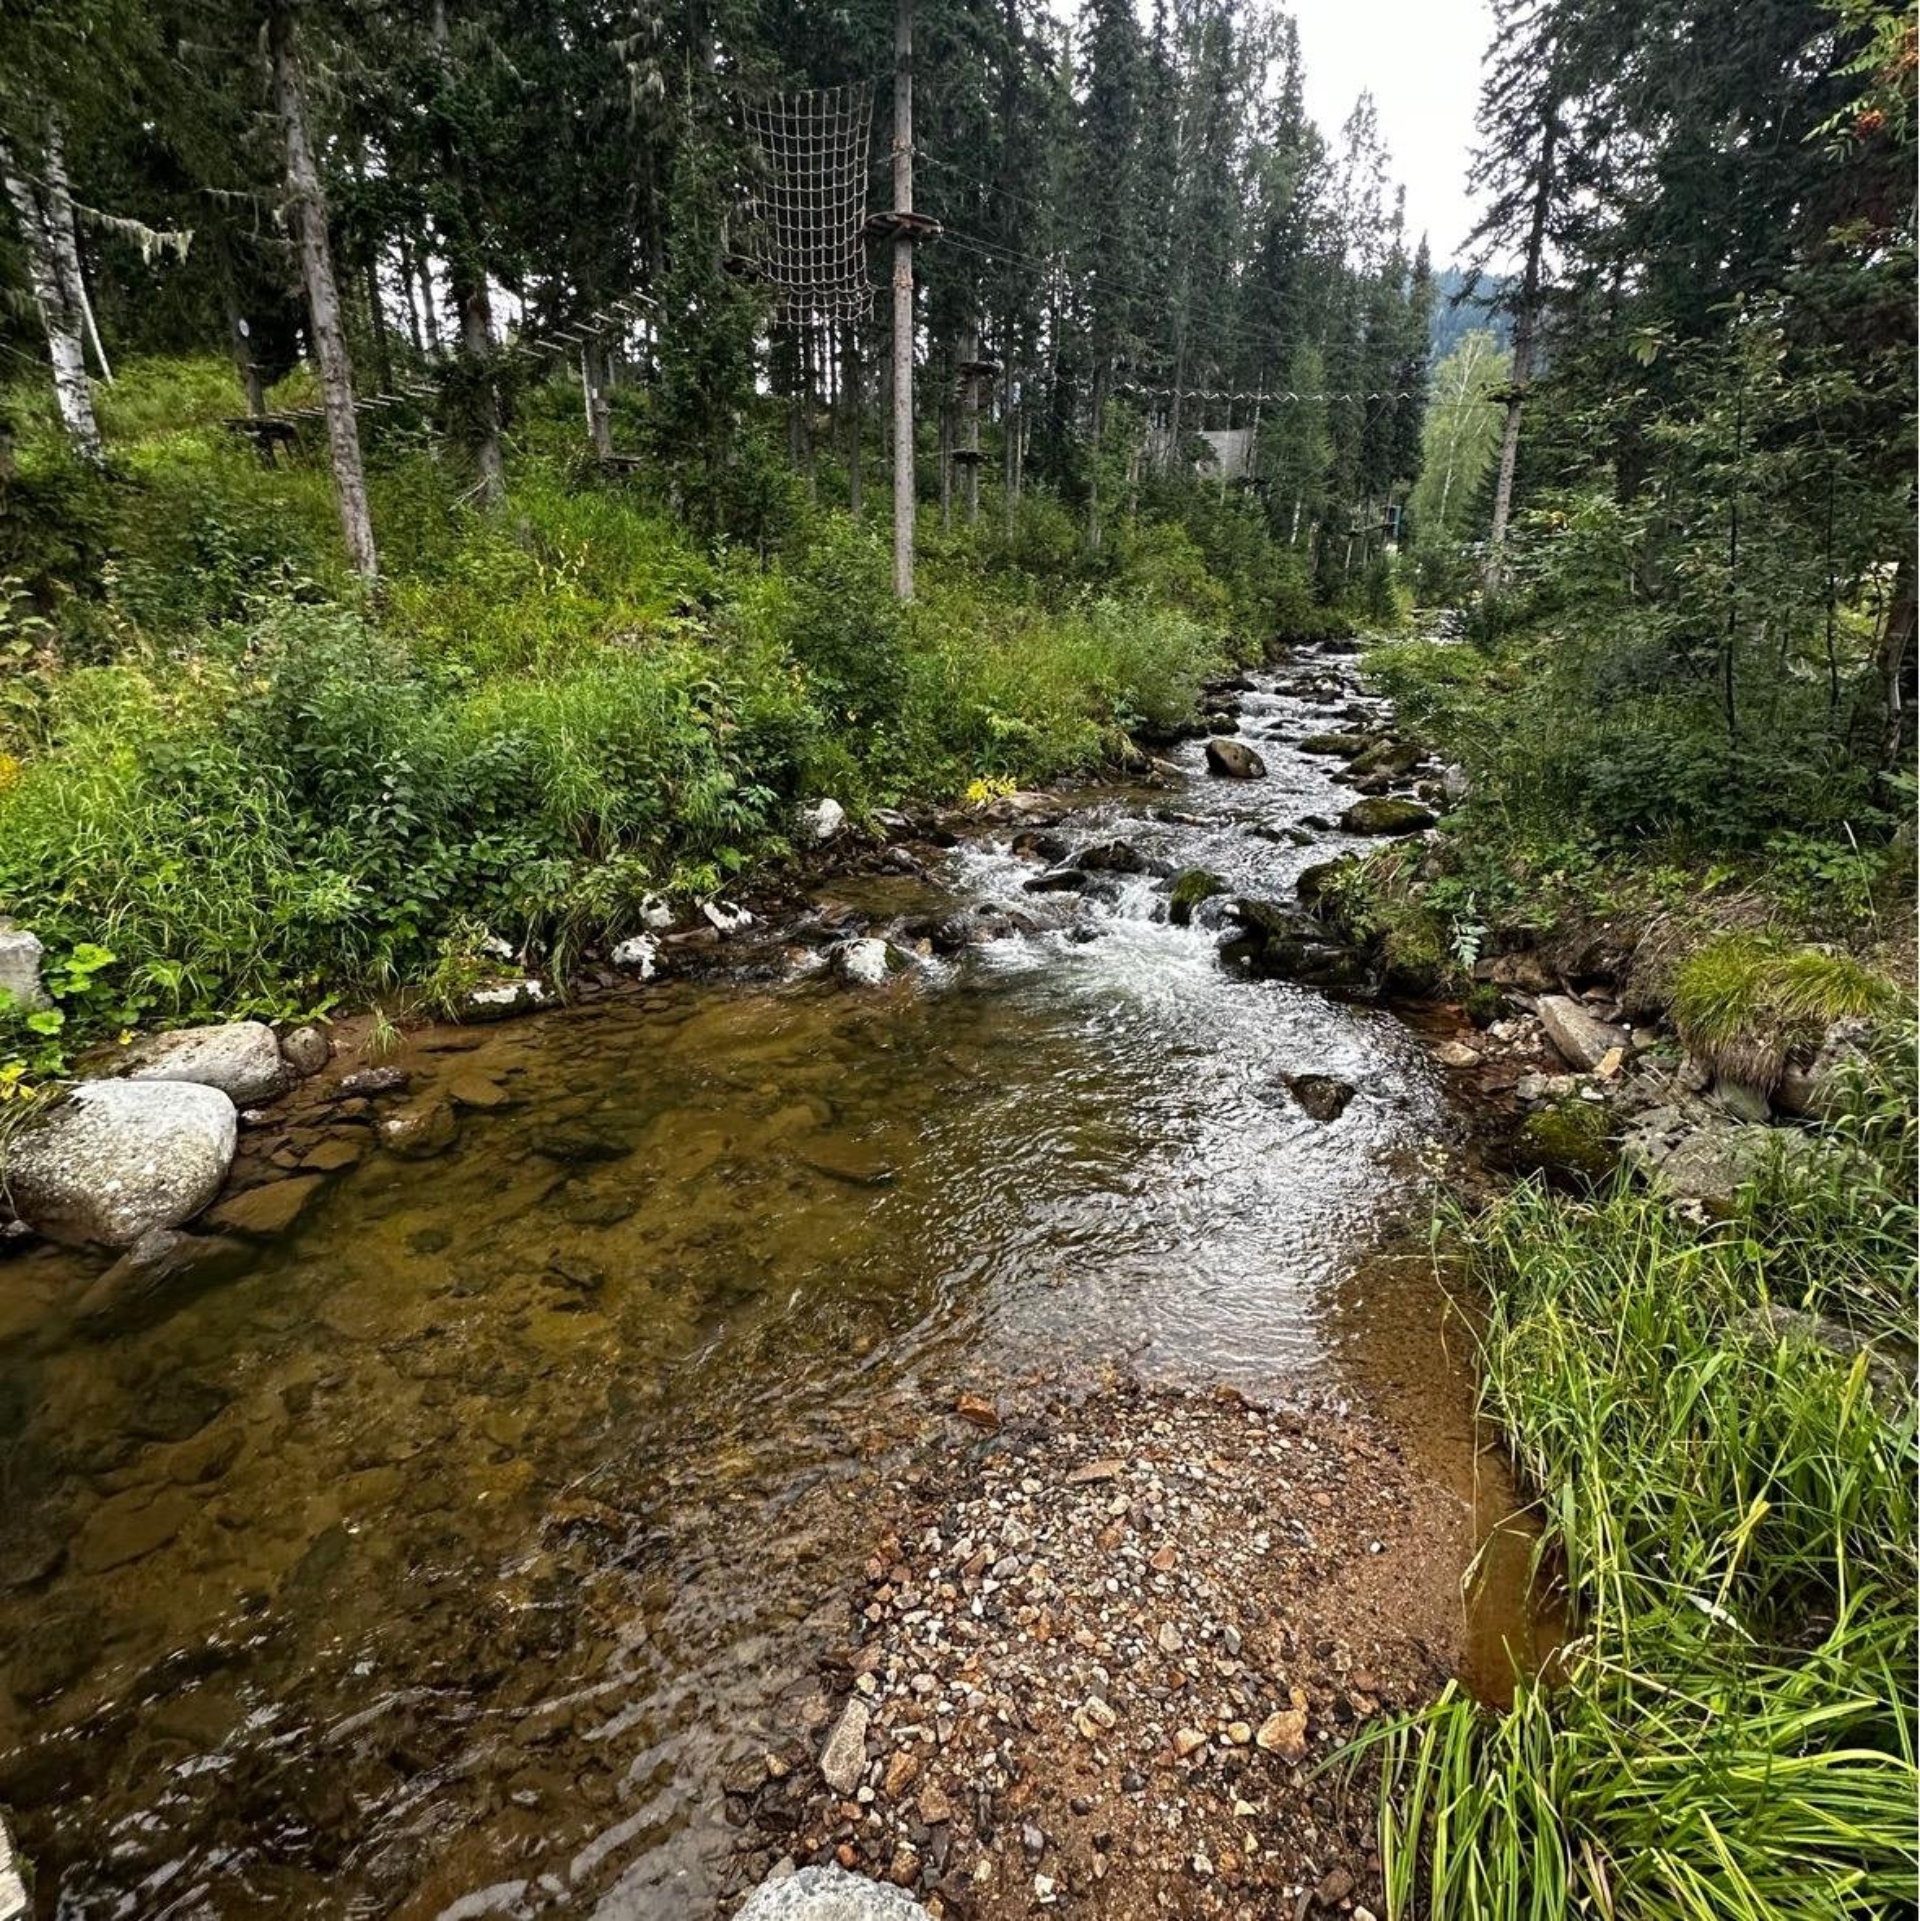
left=0, top=645, right=1539, bottom=1918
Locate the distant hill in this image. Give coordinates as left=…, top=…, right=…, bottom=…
left=1431, top=267, right=1511, bottom=361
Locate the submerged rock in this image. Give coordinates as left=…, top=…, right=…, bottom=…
left=377, top=1099, right=458, bottom=1160
left=5, top=1080, right=236, bottom=1247
left=1205, top=737, right=1267, bottom=780
left=70, top=1226, right=253, bottom=1328
left=737, top=1865, right=928, bottom=1920
left=1284, top=1074, right=1356, bottom=1122
left=1340, top=797, right=1436, bottom=836
left=111, top=1020, right=291, bottom=1105
left=206, top=1174, right=325, bottom=1237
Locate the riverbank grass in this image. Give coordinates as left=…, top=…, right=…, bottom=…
left=1358, top=1039, right=1919, bottom=1920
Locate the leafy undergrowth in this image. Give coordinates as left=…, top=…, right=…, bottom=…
left=1357, top=1040, right=1919, bottom=1920
left=0, top=355, right=1365, bottom=1064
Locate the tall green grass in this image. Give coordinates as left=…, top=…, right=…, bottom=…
left=1357, top=1035, right=1919, bottom=1919
left=0, top=354, right=1237, bottom=1036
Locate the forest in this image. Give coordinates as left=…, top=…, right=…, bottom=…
left=0, top=0, right=1914, bottom=1917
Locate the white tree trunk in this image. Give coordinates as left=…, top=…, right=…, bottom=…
left=0, top=129, right=103, bottom=462
left=270, top=4, right=378, bottom=580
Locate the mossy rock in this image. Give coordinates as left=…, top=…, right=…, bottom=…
left=1341, top=797, right=1437, bottom=836
left=1513, top=1097, right=1617, bottom=1186
left=1298, top=732, right=1371, bottom=756
left=1169, top=868, right=1227, bottom=927
left=1346, top=737, right=1425, bottom=778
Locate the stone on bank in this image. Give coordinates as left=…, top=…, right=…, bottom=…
left=109, top=1019, right=292, bottom=1104
left=3, top=1080, right=237, bottom=1247
left=736, top=1864, right=928, bottom=1920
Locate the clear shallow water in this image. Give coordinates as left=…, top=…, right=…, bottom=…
left=0, top=647, right=1494, bottom=1918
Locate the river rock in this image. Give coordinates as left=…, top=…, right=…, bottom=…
left=5, top=1080, right=236, bottom=1247
left=1077, top=839, right=1153, bottom=874
left=611, top=935, right=658, bottom=978
left=1774, top=1018, right=1872, bottom=1120
left=1537, top=995, right=1627, bottom=1072
left=703, top=900, right=756, bottom=937
left=819, top=1698, right=871, bottom=1795
left=1619, top=1108, right=1804, bottom=1215
left=1346, top=738, right=1424, bottom=778
left=74, top=1486, right=196, bottom=1575
left=833, top=939, right=908, bottom=988
left=1024, top=867, right=1088, bottom=894
left=111, top=1020, right=291, bottom=1104
left=737, top=1865, right=928, bottom=1921
left=1340, top=797, right=1436, bottom=836
left=206, top=1174, right=324, bottom=1237
left=1205, top=738, right=1267, bottom=780
left=1284, top=1074, right=1356, bottom=1122
left=1, top=1806, right=28, bottom=1921
left=70, top=1226, right=252, bottom=1327
left=1169, top=869, right=1227, bottom=927
left=0, top=922, right=50, bottom=1013
left=1221, top=900, right=1369, bottom=990
left=798, top=798, right=847, bottom=843
left=1297, top=732, right=1370, bottom=756
left=460, top=978, right=556, bottom=1022
left=1011, top=829, right=1071, bottom=863
left=378, top=1098, right=458, bottom=1160
left=278, top=1024, right=332, bottom=1078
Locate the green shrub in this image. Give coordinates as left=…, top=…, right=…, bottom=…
left=1670, top=934, right=1892, bottom=1089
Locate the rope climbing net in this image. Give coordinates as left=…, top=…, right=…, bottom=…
left=739, top=82, right=875, bottom=322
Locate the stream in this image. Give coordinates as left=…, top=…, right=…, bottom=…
left=0, top=643, right=1538, bottom=1917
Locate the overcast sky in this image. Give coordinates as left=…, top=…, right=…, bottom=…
left=1041, top=0, right=1497, bottom=269
left=1291, top=0, right=1494, bottom=266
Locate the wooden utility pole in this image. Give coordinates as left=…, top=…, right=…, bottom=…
left=890, top=0, right=915, bottom=600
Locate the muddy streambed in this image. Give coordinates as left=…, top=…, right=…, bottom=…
left=0, top=646, right=1542, bottom=1917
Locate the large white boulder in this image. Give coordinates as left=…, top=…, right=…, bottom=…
left=0, top=923, right=49, bottom=1013
left=112, top=1020, right=291, bottom=1104
left=736, top=1866, right=928, bottom=1920
left=5, top=1080, right=237, bottom=1247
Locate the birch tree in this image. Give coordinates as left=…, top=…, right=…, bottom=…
left=268, top=0, right=377, bottom=579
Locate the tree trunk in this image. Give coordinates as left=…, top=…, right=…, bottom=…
left=1088, top=360, right=1108, bottom=550
left=365, top=252, right=393, bottom=393
left=431, top=0, right=503, bottom=508
left=270, top=3, right=377, bottom=579
left=0, top=130, right=103, bottom=462
left=1486, top=112, right=1557, bottom=593
left=1871, top=544, right=1917, bottom=772
left=397, top=235, right=426, bottom=353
